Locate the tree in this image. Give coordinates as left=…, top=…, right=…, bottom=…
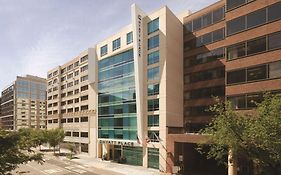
left=67, top=143, right=77, bottom=159
left=0, top=129, right=44, bottom=174
left=198, top=94, right=281, bottom=175
left=46, top=128, right=65, bottom=155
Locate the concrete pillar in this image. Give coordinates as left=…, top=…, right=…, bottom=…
left=143, top=146, right=148, bottom=168
left=228, top=149, right=237, bottom=175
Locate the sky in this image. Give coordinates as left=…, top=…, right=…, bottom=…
left=0, top=0, right=218, bottom=90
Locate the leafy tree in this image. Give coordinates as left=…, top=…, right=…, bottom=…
left=0, top=129, right=44, bottom=174
left=46, top=128, right=65, bottom=155
left=198, top=94, right=281, bottom=175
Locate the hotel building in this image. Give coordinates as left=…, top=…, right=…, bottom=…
left=46, top=0, right=281, bottom=174
left=0, top=75, right=47, bottom=130
left=46, top=50, right=97, bottom=156
left=167, top=0, right=281, bottom=175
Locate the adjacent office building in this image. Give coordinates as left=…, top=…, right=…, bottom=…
left=167, top=0, right=281, bottom=175
left=0, top=75, right=47, bottom=130
left=46, top=50, right=97, bottom=156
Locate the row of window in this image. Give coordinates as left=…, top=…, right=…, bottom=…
left=196, top=28, right=225, bottom=47
left=227, top=31, right=281, bottom=60
left=65, top=131, right=88, bottom=138
left=48, top=56, right=88, bottom=78
left=186, top=86, right=225, bottom=100
left=227, top=2, right=281, bottom=35
left=185, top=67, right=225, bottom=84
left=226, top=0, right=254, bottom=11
left=184, top=6, right=225, bottom=32
left=100, top=32, right=133, bottom=57
left=227, top=61, right=281, bottom=85
left=47, top=85, right=88, bottom=100
left=47, top=116, right=88, bottom=124
left=48, top=95, right=88, bottom=108
left=185, top=47, right=225, bottom=67
left=185, top=106, right=211, bottom=117
left=47, top=105, right=88, bottom=115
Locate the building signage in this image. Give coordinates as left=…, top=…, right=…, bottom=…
left=99, top=140, right=135, bottom=147
left=137, top=14, right=142, bottom=57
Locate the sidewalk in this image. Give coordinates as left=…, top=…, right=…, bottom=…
left=40, top=146, right=164, bottom=175
left=69, top=154, right=164, bottom=175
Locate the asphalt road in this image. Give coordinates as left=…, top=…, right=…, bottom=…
left=11, top=155, right=116, bottom=175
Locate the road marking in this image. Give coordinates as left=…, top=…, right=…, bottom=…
left=26, top=164, right=49, bottom=175
left=72, top=169, right=87, bottom=174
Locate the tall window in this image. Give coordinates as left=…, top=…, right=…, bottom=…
left=227, top=43, right=246, bottom=60
left=148, top=99, right=159, bottom=111
left=148, top=35, right=159, bottom=50
left=268, top=31, right=281, bottom=50
left=226, top=0, right=252, bottom=11
left=147, top=51, right=159, bottom=65
left=148, top=115, right=159, bottom=127
left=268, top=2, right=281, bottom=22
left=127, top=32, right=133, bottom=44
left=148, top=67, right=160, bottom=80
left=148, top=18, right=159, bottom=34
left=112, top=38, right=121, bottom=51
left=100, top=45, right=107, bottom=56
left=227, top=16, right=245, bottom=35
left=148, top=84, right=159, bottom=96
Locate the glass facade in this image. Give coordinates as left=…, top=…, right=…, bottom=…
left=148, top=148, right=159, bottom=169
left=98, top=49, right=137, bottom=140
left=16, top=80, right=46, bottom=100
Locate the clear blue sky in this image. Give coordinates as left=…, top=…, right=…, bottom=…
left=0, top=0, right=217, bottom=90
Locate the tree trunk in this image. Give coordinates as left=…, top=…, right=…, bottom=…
left=228, top=149, right=237, bottom=175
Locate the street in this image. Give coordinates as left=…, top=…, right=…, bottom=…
left=11, top=154, right=121, bottom=175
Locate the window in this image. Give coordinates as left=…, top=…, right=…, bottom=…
left=212, top=28, right=224, bottom=42
left=202, top=13, right=212, bottom=27
left=227, top=16, right=245, bottom=35
left=247, top=37, right=266, bottom=55
left=227, top=0, right=247, bottom=11
left=73, top=132, right=79, bottom=137
left=65, top=131, right=71, bottom=136
left=48, top=120, right=52, bottom=124
left=81, top=65, right=88, bottom=72
left=148, top=84, right=159, bottom=96
left=148, top=35, right=159, bottom=50
left=148, top=18, right=159, bottom=34
left=213, top=7, right=224, bottom=23
left=100, top=45, right=108, bottom=56
left=67, top=73, right=73, bottom=79
left=247, top=8, right=266, bottom=28
left=148, top=115, right=159, bottom=127
left=148, top=131, right=159, bottom=142
left=61, top=118, right=66, bottom=123
left=81, top=132, right=88, bottom=138
left=227, top=43, right=246, bottom=60
left=148, top=99, right=159, bottom=111
left=81, top=116, right=88, bottom=122
left=148, top=67, right=160, bottom=80
left=53, top=119, right=58, bottom=123
left=190, top=68, right=224, bottom=83
left=67, top=64, right=73, bottom=71
left=227, top=69, right=246, bottom=84
left=74, top=117, right=79, bottom=122
left=74, top=89, right=79, bottom=94
left=147, top=51, right=159, bottom=65
left=67, top=118, right=73, bottom=123
left=184, top=22, right=192, bottom=32
left=74, top=61, right=79, bottom=67
left=81, top=75, right=88, bottom=82
left=61, top=68, right=66, bottom=74
left=247, top=65, right=267, bottom=81
left=81, top=105, right=88, bottom=111
left=74, top=71, right=79, bottom=76
left=247, top=94, right=262, bottom=108
left=74, top=80, right=79, bottom=85
left=193, top=18, right=202, bottom=31
left=269, top=61, right=281, bottom=78
left=189, top=47, right=224, bottom=66
left=190, top=86, right=224, bottom=99
left=67, top=82, right=73, bottom=88
left=228, top=96, right=246, bottom=109
left=112, top=38, right=121, bottom=51
left=81, top=85, right=88, bottom=91
left=127, top=32, right=133, bottom=44
left=80, top=55, right=88, bottom=63
left=268, top=2, right=281, bottom=22
left=268, top=31, right=281, bottom=50
left=81, top=95, right=88, bottom=101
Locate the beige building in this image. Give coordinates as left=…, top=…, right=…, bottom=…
left=0, top=75, right=47, bottom=130
left=95, top=4, right=184, bottom=172
left=46, top=50, right=97, bottom=156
